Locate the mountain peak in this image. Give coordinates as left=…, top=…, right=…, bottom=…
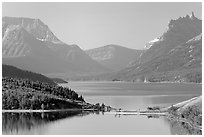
left=190, top=11, right=195, bottom=19
left=116, top=12, right=202, bottom=82
left=2, top=16, right=111, bottom=75
left=168, top=12, right=200, bottom=30
left=3, top=16, right=63, bottom=44
left=3, top=16, right=45, bottom=27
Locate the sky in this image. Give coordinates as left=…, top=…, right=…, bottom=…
left=2, top=2, right=202, bottom=50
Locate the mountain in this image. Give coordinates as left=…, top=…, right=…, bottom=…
left=2, top=64, right=56, bottom=85
left=86, top=44, right=143, bottom=71
left=2, top=17, right=110, bottom=76
left=139, top=12, right=201, bottom=64
left=2, top=17, right=62, bottom=44
left=2, top=23, right=70, bottom=73
left=114, top=12, right=202, bottom=83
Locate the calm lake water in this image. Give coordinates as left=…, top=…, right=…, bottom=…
left=3, top=82, right=202, bottom=135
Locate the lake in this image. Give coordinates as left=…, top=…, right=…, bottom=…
left=2, top=82, right=202, bottom=135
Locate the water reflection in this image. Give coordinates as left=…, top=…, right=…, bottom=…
left=2, top=111, right=91, bottom=134
left=2, top=111, right=202, bottom=135
left=84, top=95, right=197, bottom=110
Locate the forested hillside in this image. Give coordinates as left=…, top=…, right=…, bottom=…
left=2, top=77, right=84, bottom=110
left=3, top=64, right=56, bottom=85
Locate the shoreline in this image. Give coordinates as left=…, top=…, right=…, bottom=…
left=2, top=109, right=81, bottom=113
left=2, top=109, right=167, bottom=116
left=115, top=112, right=168, bottom=116
left=2, top=108, right=105, bottom=113
left=63, top=80, right=202, bottom=85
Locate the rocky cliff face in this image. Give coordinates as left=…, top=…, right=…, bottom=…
left=136, top=12, right=201, bottom=66
left=114, top=13, right=202, bottom=83
left=3, top=17, right=62, bottom=43
left=2, top=17, right=109, bottom=75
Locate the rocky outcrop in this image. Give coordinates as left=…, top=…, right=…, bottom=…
left=114, top=13, right=202, bottom=83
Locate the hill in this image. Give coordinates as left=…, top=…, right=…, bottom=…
left=86, top=44, right=143, bottom=71
left=2, top=64, right=56, bottom=85
left=2, top=77, right=84, bottom=110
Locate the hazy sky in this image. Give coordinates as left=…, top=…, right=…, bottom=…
left=3, top=2, right=202, bottom=50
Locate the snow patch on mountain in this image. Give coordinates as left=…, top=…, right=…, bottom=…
left=3, top=17, right=64, bottom=45
left=186, top=33, right=202, bottom=43
left=144, top=37, right=161, bottom=49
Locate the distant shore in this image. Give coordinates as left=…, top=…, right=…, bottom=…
left=64, top=80, right=202, bottom=85
left=115, top=111, right=168, bottom=116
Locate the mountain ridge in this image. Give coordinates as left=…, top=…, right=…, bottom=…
left=111, top=12, right=202, bottom=83
left=2, top=16, right=110, bottom=75
left=2, top=13, right=202, bottom=83
left=86, top=44, right=143, bottom=71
